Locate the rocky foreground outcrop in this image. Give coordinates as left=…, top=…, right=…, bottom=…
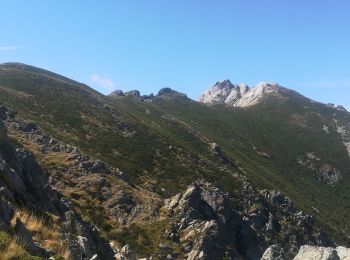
left=294, top=245, right=350, bottom=260
left=162, top=180, right=340, bottom=259
left=165, top=181, right=261, bottom=259
left=261, top=244, right=350, bottom=260
left=0, top=103, right=115, bottom=259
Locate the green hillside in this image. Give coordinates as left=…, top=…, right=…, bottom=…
left=0, top=62, right=349, bottom=247
left=112, top=88, right=350, bottom=244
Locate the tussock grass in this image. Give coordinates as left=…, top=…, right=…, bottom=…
left=11, top=209, right=69, bottom=259
left=0, top=231, right=40, bottom=260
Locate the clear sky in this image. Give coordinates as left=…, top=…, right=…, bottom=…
left=1, top=1, right=349, bottom=108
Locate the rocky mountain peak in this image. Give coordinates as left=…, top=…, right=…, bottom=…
left=254, top=81, right=281, bottom=94
left=199, top=79, right=250, bottom=105
left=124, top=90, right=141, bottom=97
left=212, top=79, right=234, bottom=90
left=157, top=87, right=187, bottom=100
left=157, top=87, right=174, bottom=95
left=108, top=90, right=125, bottom=97
left=199, top=80, right=282, bottom=107
left=108, top=89, right=141, bottom=98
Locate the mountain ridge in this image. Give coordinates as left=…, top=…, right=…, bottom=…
left=2, top=62, right=348, bottom=111
left=0, top=62, right=350, bottom=259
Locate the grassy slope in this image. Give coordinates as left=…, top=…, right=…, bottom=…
left=0, top=63, right=349, bottom=245
left=113, top=92, right=350, bottom=245
left=0, top=63, right=153, bottom=175
left=0, top=64, right=241, bottom=194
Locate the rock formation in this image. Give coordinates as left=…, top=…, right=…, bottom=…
left=165, top=181, right=261, bottom=259
left=293, top=245, right=350, bottom=260
left=199, top=80, right=281, bottom=107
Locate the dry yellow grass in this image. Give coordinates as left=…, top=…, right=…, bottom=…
left=8, top=131, right=73, bottom=170
left=0, top=240, right=35, bottom=260
left=11, top=209, right=69, bottom=258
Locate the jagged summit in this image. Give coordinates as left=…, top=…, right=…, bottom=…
left=124, top=90, right=141, bottom=97
left=157, top=87, right=187, bottom=99
left=212, top=79, right=235, bottom=90
left=108, top=87, right=187, bottom=101
left=157, top=87, right=174, bottom=95
left=199, top=80, right=283, bottom=107
left=235, top=81, right=281, bottom=107
left=108, top=89, right=141, bottom=98
left=199, top=79, right=250, bottom=105
left=109, top=90, right=124, bottom=97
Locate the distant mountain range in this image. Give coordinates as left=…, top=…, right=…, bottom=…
left=0, top=62, right=349, bottom=259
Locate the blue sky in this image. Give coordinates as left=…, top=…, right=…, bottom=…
left=1, top=1, right=349, bottom=108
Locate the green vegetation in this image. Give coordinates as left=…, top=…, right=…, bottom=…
left=0, top=62, right=349, bottom=248
left=0, top=231, right=41, bottom=260
left=113, top=91, right=350, bottom=245
left=110, top=220, right=168, bottom=256
left=0, top=231, right=12, bottom=251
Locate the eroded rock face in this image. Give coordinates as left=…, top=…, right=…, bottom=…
left=235, top=82, right=280, bottom=107
left=61, top=211, right=115, bottom=260
left=199, top=80, right=249, bottom=105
